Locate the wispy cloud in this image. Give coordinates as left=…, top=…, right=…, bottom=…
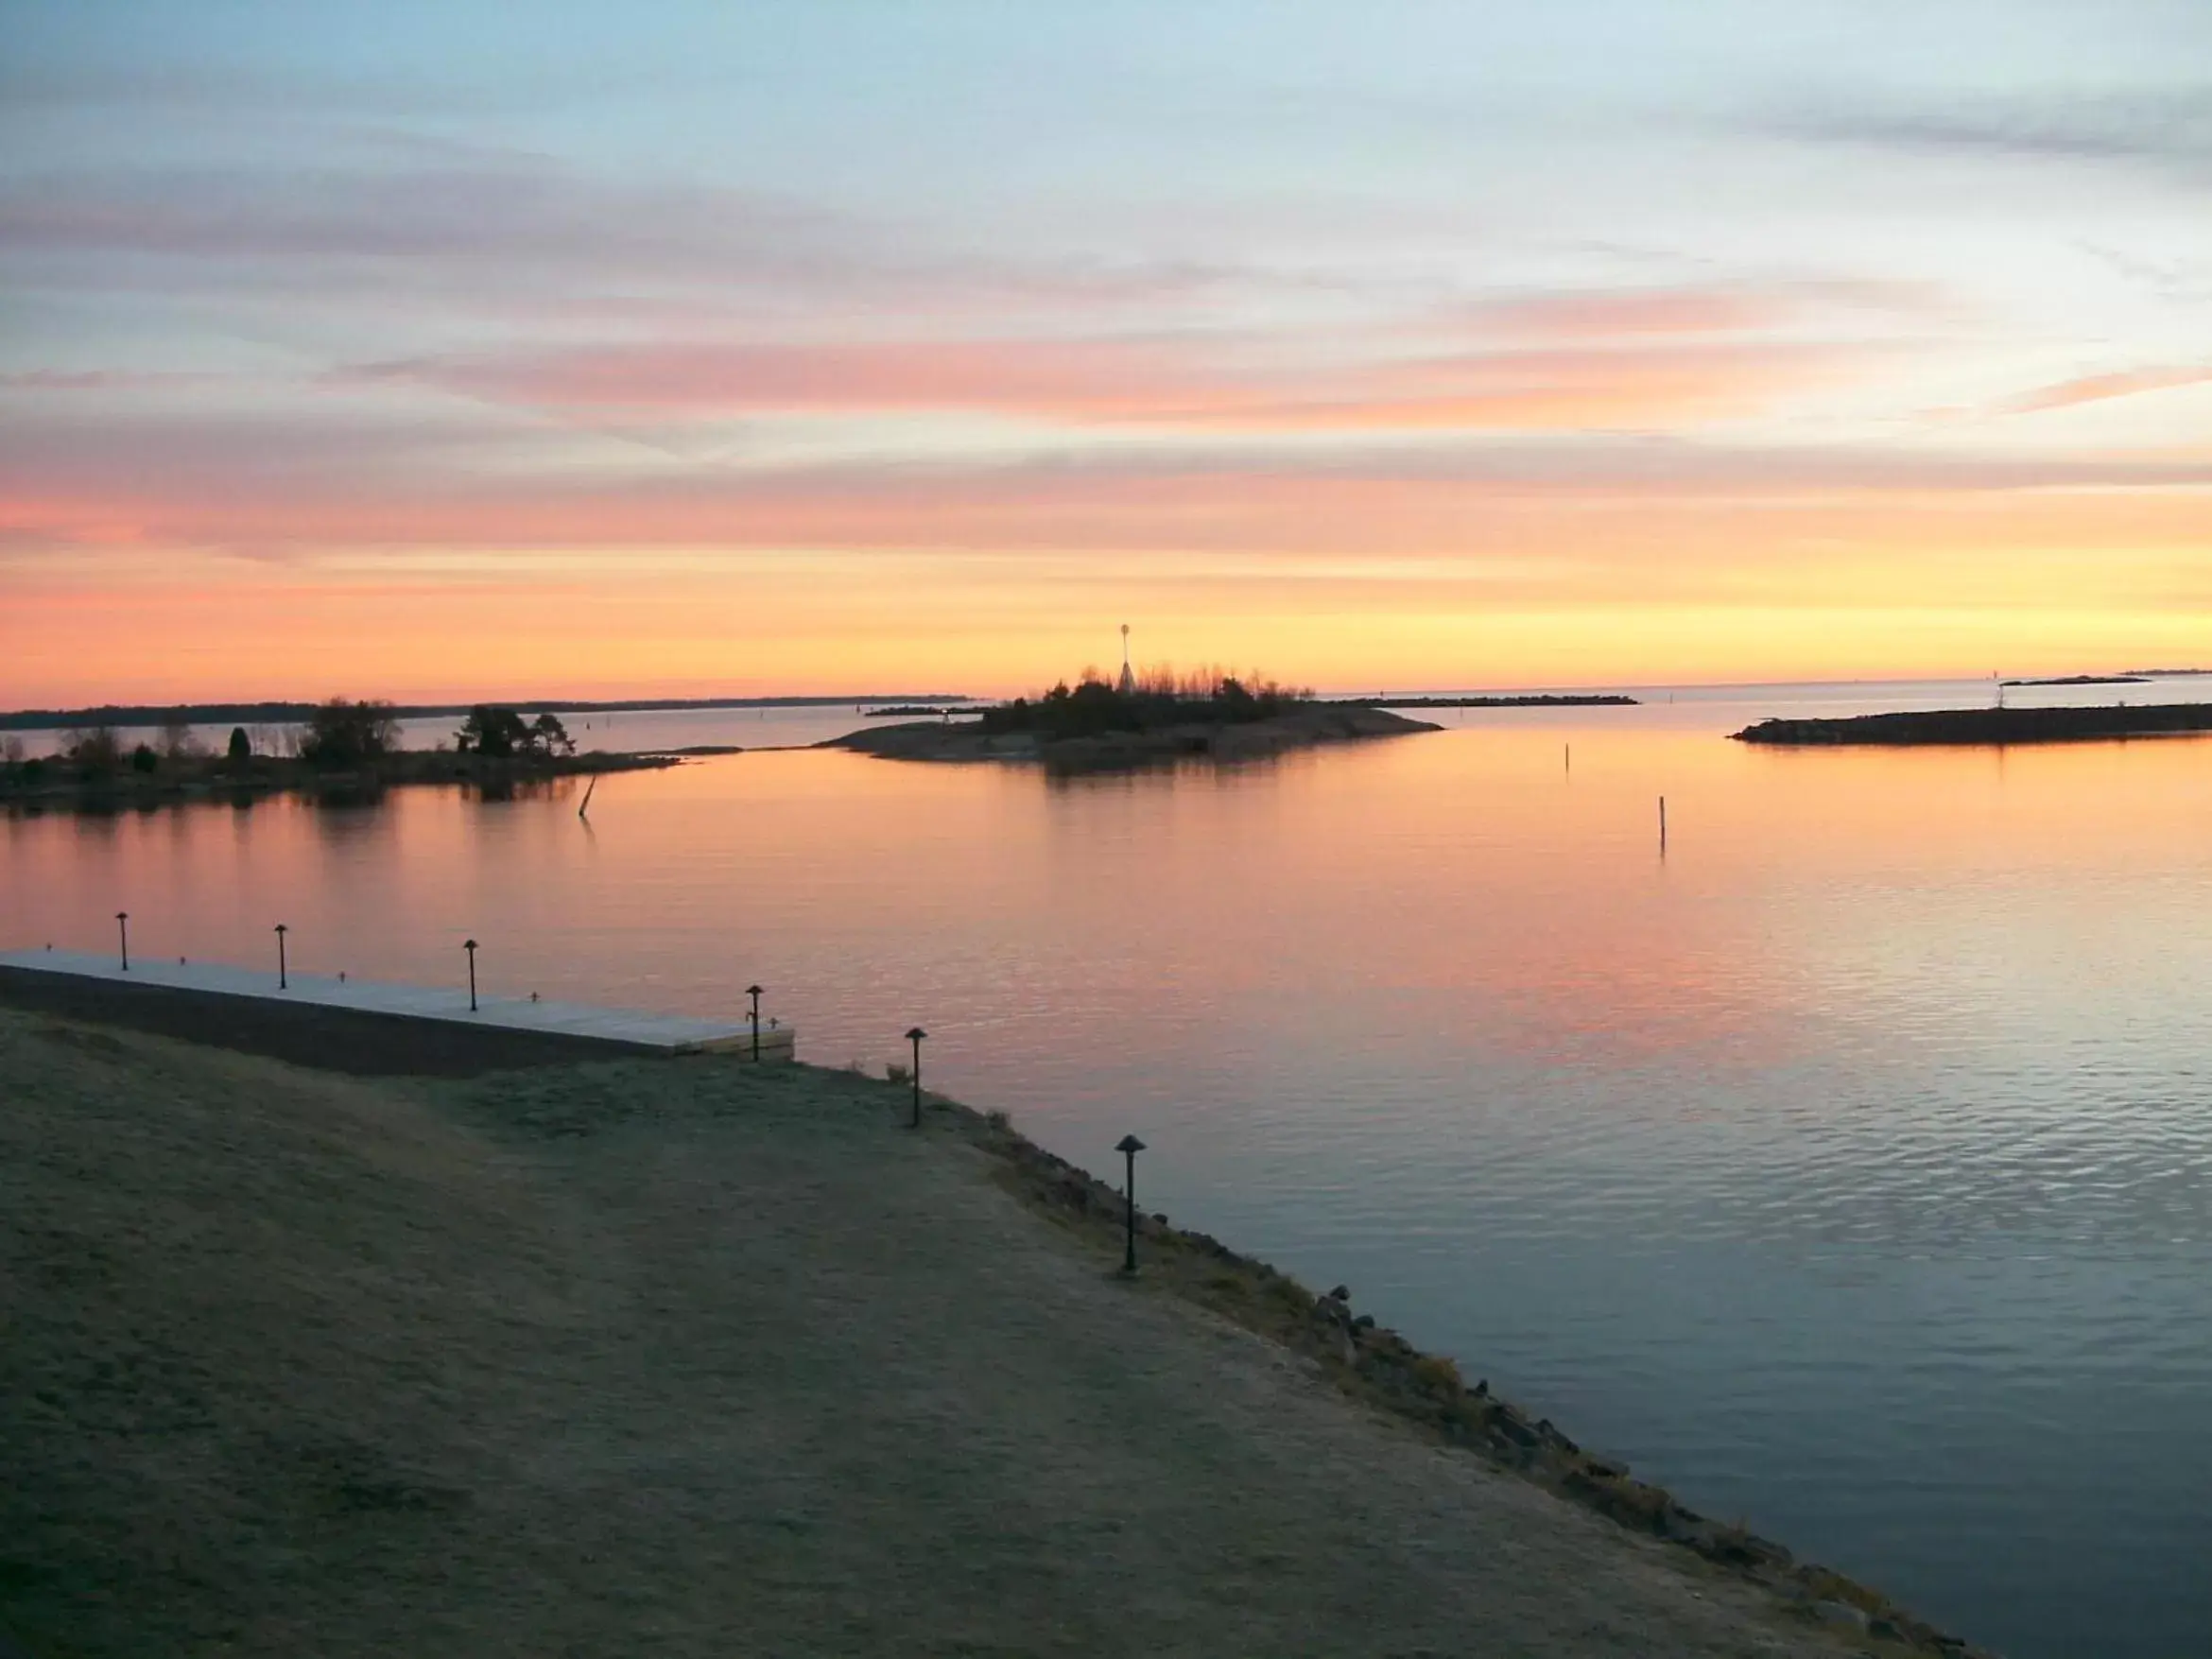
left=1999, top=363, right=2212, bottom=416
left=0, top=160, right=1256, bottom=319
left=1764, top=86, right=2212, bottom=178
left=1466, top=286, right=1790, bottom=337
left=10, top=413, right=2212, bottom=562
left=339, top=333, right=1854, bottom=433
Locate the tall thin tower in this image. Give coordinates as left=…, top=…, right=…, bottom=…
left=1116, top=623, right=1135, bottom=695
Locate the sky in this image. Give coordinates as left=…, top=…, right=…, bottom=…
left=4, top=0, right=2211, bottom=704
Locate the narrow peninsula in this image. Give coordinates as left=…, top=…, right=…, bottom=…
left=826, top=670, right=1438, bottom=769
left=1734, top=702, right=2212, bottom=747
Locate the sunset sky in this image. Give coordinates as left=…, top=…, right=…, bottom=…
left=6, top=1, right=2211, bottom=704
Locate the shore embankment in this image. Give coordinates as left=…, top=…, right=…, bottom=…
left=825, top=702, right=1438, bottom=768
left=0, top=984, right=1982, bottom=1657
left=1735, top=702, right=2212, bottom=747
left=0, top=749, right=678, bottom=811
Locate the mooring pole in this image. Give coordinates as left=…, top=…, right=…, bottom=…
left=464, top=939, right=479, bottom=1011
left=275, top=923, right=288, bottom=989
left=1659, top=795, right=1668, bottom=852
left=747, top=984, right=763, bottom=1061
left=905, top=1027, right=927, bottom=1127
left=1115, top=1134, right=1147, bottom=1273
left=115, top=911, right=130, bottom=972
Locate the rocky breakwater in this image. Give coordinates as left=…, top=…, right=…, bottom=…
left=1735, top=702, right=2212, bottom=747
left=824, top=703, right=1438, bottom=769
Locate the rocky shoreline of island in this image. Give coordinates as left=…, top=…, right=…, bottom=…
left=825, top=702, right=1438, bottom=769
left=1734, top=702, right=2212, bottom=747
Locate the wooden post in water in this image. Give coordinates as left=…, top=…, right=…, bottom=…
left=1659, top=795, right=1668, bottom=853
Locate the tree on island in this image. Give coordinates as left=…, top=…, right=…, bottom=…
left=227, top=727, right=252, bottom=762
left=980, top=665, right=1309, bottom=741
left=529, top=712, right=577, bottom=756
left=68, top=726, right=123, bottom=774
left=300, top=699, right=402, bottom=768
left=454, top=706, right=574, bottom=758
left=159, top=717, right=203, bottom=761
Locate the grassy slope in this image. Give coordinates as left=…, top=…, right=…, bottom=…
left=3, top=1011, right=1886, bottom=1658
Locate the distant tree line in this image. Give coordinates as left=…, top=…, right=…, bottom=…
left=979, top=666, right=1311, bottom=740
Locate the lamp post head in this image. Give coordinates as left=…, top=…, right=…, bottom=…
left=115, top=910, right=128, bottom=921
left=1115, top=1133, right=1146, bottom=1156
left=274, top=923, right=287, bottom=935
left=907, top=1026, right=927, bottom=1044
left=464, top=938, right=478, bottom=952
left=747, top=983, right=763, bottom=997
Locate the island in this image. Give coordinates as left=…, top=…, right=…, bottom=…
left=2, top=699, right=684, bottom=810
left=1998, top=673, right=2149, bottom=687
left=1733, top=702, right=2212, bottom=747
left=825, top=671, right=1438, bottom=769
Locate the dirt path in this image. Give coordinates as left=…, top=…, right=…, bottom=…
left=2, top=1011, right=1871, bottom=1657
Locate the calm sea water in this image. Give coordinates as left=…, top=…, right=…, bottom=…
left=9, top=677, right=2212, bottom=1657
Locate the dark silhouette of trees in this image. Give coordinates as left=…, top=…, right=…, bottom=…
left=979, top=667, right=1309, bottom=740
left=227, top=727, right=252, bottom=761
left=528, top=712, right=575, bottom=756
left=69, top=726, right=123, bottom=773
left=455, top=706, right=575, bottom=758
left=455, top=705, right=527, bottom=757
left=300, top=700, right=401, bottom=768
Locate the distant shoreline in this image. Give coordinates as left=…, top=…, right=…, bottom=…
left=0, top=694, right=974, bottom=734
left=1734, top=702, right=2212, bottom=747
left=1329, top=694, right=1637, bottom=709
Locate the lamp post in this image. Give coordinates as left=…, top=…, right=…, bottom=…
left=463, top=939, right=479, bottom=1011
left=274, top=923, right=288, bottom=989
left=747, top=984, right=764, bottom=1061
left=115, top=911, right=130, bottom=972
left=905, top=1027, right=927, bottom=1127
left=1115, top=1133, right=1147, bottom=1274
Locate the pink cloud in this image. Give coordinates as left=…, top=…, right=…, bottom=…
left=347, top=334, right=1848, bottom=432
left=2002, top=363, right=2212, bottom=416
left=1469, top=287, right=1791, bottom=337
